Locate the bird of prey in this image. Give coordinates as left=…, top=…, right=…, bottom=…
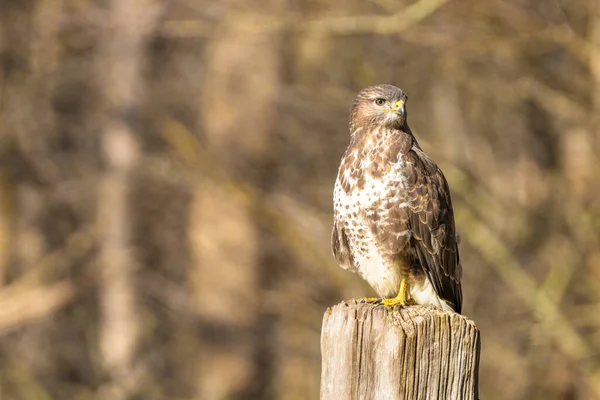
left=331, top=84, right=462, bottom=313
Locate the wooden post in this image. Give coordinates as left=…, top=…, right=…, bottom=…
left=321, top=301, right=480, bottom=400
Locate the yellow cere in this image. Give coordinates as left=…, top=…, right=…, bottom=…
left=384, top=100, right=404, bottom=113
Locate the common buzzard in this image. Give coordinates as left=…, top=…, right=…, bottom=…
left=332, top=84, right=462, bottom=313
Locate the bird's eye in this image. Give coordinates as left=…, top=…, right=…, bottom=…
left=374, top=98, right=386, bottom=106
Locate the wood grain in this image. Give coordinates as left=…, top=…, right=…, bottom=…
left=321, top=301, right=480, bottom=399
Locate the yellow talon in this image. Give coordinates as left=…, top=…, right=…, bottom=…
left=360, top=279, right=414, bottom=307
left=381, top=278, right=413, bottom=308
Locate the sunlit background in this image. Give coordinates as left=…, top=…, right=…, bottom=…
left=1, top=0, right=600, bottom=399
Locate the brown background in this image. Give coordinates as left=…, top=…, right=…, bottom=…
left=1, top=0, right=600, bottom=399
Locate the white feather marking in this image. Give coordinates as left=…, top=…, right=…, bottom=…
left=410, top=276, right=454, bottom=311
left=392, top=230, right=411, bottom=238
left=354, top=242, right=403, bottom=298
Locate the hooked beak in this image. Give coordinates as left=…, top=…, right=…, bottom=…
left=393, top=99, right=405, bottom=115
left=384, top=99, right=405, bottom=116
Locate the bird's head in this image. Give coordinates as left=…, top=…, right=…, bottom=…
left=350, top=84, right=408, bottom=133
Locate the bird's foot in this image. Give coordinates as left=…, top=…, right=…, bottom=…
left=359, top=278, right=414, bottom=308
left=380, top=296, right=413, bottom=308
left=371, top=278, right=415, bottom=308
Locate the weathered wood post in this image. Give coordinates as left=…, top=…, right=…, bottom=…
left=321, top=301, right=480, bottom=400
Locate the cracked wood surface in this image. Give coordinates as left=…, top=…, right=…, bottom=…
left=320, top=301, right=480, bottom=400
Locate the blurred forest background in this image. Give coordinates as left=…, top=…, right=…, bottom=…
left=1, top=0, right=600, bottom=399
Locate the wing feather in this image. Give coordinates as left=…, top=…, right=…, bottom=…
left=407, top=148, right=463, bottom=312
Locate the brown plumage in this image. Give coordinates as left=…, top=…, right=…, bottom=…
left=332, top=84, right=462, bottom=313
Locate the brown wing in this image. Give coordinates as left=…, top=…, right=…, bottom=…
left=331, top=218, right=356, bottom=271
left=406, top=148, right=463, bottom=313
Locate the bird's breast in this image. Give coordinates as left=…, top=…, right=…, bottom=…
left=336, top=157, right=409, bottom=207
left=334, top=160, right=411, bottom=243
